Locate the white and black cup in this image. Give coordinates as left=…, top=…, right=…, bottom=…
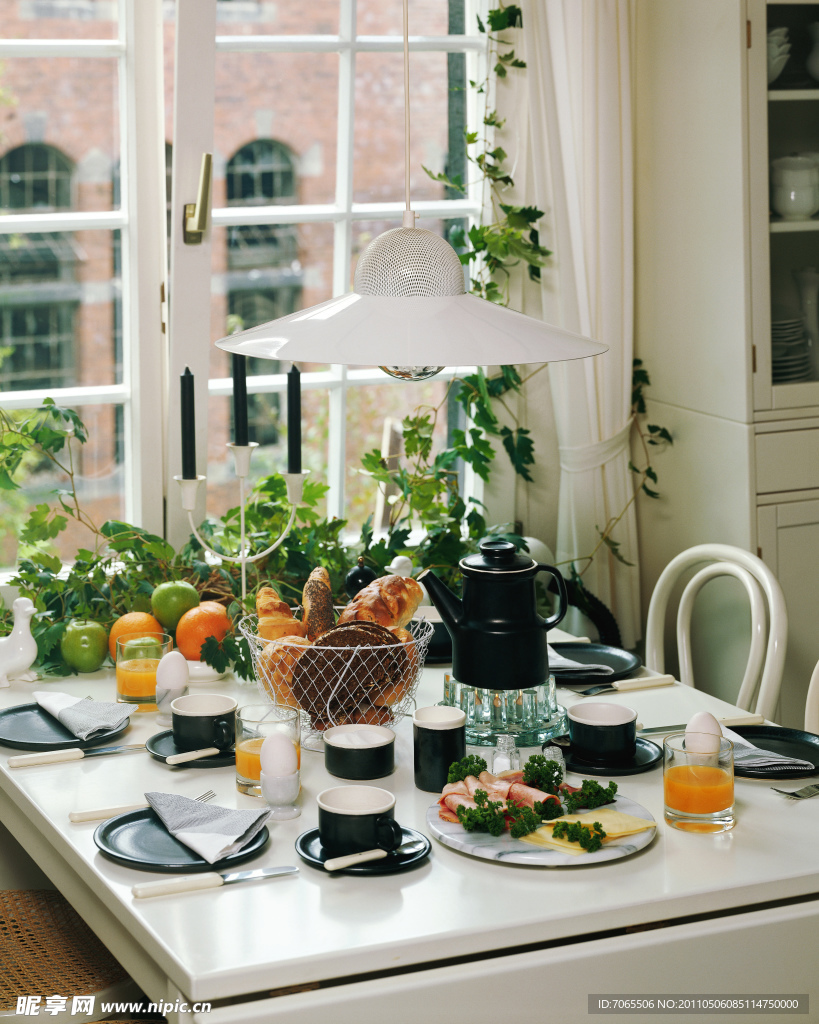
left=170, top=693, right=237, bottom=752
left=316, top=786, right=402, bottom=857
left=323, top=724, right=395, bottom=780
left=413, top=706, right=466, bottom=792
left=567, top=702, right=637, bottom=764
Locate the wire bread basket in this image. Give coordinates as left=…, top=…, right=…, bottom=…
left=239, top=614, right=434, bottom=750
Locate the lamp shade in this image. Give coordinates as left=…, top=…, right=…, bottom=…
left=216, top=291, right=607, bottom=366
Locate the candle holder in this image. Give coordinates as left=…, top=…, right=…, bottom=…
left=175, top=442, right=306, bottom=601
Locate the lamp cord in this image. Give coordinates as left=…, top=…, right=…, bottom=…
left=403, top=0, right=415, bottom=228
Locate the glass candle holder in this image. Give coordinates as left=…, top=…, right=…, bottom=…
left=115, top=633, right=173, bottom=711
left=235, top=704, right=300, bottom=797
left=663, top=732, right=735, bottom=833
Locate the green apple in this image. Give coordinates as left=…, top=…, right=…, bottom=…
left=150, top=580, right=200, bottom=630
left=60, top=620, right=109, bottom=673
left=119, top=635, right=164, bottom=662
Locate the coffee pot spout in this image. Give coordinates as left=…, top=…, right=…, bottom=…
left=417, top=569, right=463, bottom=633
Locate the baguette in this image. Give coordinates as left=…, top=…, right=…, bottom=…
left=302, top=566, right=335, bottom=641
left=337, top=575, right=423, bottom=629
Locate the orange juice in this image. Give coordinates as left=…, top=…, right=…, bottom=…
left=235, top=736, right=301, bottom=780
left=116, top=658, right=159, bottom=699
left=664, top=764, right=733, bottom=814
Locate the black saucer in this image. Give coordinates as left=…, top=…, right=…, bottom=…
left=146, top=730, right=235, bottom=769
left=295, top=826, right=430, bottom=875
left=560, top=736, right=663, bottom=777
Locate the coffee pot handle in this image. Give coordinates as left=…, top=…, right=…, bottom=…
left=536, top=564, right=568, bottom=630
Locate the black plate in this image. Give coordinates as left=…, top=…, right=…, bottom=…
left=560, top=736, right=663, bottom=777
left=94, top=808, right=269, bottom=872
left=550, top=643, right=642, bottom=686
left=731, top=726, right=819, bottom=779
left=0, top=704, right=129, bottom=752
left=146, top=730, right=235, bottom=769
left=295, top=826, right=431, bottom=875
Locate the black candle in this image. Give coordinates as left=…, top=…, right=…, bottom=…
left=180, top=366, right=196, bottom=479
left=287, top=363, right=302, bottom=474
left=232, top=353, right=249, bottom=447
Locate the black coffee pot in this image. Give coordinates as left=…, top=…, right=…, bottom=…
left=419, top=539, right=568, bottom=691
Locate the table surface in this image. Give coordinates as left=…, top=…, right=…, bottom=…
left=1, top=632, right=818, bottom=1004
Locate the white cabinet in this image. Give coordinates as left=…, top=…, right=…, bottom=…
left=634, top=0, right=819, bottom=727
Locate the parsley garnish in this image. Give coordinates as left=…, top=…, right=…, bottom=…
left=551, top=820, right=607, bottom=853
left=563, top=779, right=617, bottom=815
left=507, top=803, right=543, bottom=839
left=521, top=754, right=563, bottom=795
left=455, top=788, right=506, bottom=836
left=447, top=755, right=488, bottom=784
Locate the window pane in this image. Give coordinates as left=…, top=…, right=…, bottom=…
left=216, top=0, right=339, bottom=35
left=354, top=51, right=463, bottom=204
left=356, top=0, right=451, bottom=36
left=0, top=403, right=124, bottom=569
left=5, top=1, right=118, bottom=39
left=0, top=229, right=119, bottom=392
left=0, top=58, right=120, bottom=212
left=214, top=52, right=339, bottom=206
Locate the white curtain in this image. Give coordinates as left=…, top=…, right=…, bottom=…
left=519, top=0, right=640, bottom=648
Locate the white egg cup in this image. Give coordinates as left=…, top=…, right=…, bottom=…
left=260, top=770, right=301, bottom=819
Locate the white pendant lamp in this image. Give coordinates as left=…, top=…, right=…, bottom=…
left=216, top=1, right=607, bottom=374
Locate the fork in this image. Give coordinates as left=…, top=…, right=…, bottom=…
left=770, top=783, right=819, bottom=800
left=69, top=788, right=216, bottom=822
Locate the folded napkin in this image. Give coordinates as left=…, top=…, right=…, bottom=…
left=33, top=691, right=134, bottom=741
left=548, top=646, right=614, bottom=677
left=721, top=727, right=816, bottom=772
left=145, top=792, right=270, bottom=864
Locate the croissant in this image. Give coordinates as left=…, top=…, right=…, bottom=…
left=337, top=575, right=423, bottom=629
left=302, top=566, right=335, bottom=641
left=256, top=585, right=307, bottom=641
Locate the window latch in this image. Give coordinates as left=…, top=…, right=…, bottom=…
left=183, top=153, right=213, bottom=245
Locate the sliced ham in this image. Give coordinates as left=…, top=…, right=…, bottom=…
left=438, top=790, right=478, bottom=822
left=478, top=771, right=512, bottom=800
left=507, top=782, right=561, bottom=812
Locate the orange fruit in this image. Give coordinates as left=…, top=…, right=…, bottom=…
left=175, top=601, right=232, bottom=661
left=108, top=611, right=164, bottom=661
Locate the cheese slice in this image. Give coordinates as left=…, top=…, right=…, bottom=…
left=519, top=808, right=656, bottom=855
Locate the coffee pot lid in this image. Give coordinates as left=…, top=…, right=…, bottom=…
left=459, top=539, right=536, bottom=575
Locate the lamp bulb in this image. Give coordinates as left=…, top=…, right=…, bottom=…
left=379, top=365, right=445, bottom=381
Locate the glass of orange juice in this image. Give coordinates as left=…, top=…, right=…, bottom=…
left=663, top=733, right=735, bottom=833
left=116, top=633, right=173, bottom=711
left=235, top=704, right=300, bottom=797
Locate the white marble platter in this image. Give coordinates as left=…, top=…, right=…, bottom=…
left=426, top=794, right=657, bottom=868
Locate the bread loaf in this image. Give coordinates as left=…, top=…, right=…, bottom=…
left=302, top=566, right=335, bottom=641
left=257, top=635, right=311, bottom=707
left=337, top=575, right=423, bottom=629
left=373, top=626, right=419, bottom=707
left=256, top=585, right=307, bottom=641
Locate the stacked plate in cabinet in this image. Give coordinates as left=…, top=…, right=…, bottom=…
left=772, top=318, right=812, bottom=384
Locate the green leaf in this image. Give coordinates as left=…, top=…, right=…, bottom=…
left=642, top=484, right=660, bottom=499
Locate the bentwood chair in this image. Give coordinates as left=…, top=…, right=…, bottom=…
left=645, top=543, right=788, bottom=723
left=806, top=660, right=819, bottom=734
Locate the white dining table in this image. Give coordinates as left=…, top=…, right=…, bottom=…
left=0, top=631, right=817, bottom=1024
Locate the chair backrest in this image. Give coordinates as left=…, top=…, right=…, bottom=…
left=645, top=543, right=788, bottom=722
left=806, top=660, right=819, bottom=734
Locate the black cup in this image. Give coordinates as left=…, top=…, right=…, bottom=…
left=412, top=706, right=466, bottom=792
left=170, top=693, right=237, bottom=752
left=567, top=702, right=637, bottom=764
left=316, top=786, right=403, bottom=857
left=323, top=725, right=395, bottom=780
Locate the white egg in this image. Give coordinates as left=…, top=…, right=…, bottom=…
left=685, top=711, right=722, bottom=753
left=260, top=732, right=298, bottom=777
left=155, top=650, right=189, bottom=693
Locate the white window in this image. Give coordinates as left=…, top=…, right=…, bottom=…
left=0, top=0, right=484, bottom=565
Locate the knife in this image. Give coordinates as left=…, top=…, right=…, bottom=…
left=638, top=713, right=766, bottom=735
left=132, top=865, right=299, bottom=898
left=7, top=744, right=146, bottom=768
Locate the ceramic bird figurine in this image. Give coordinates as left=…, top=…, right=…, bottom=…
left=0, top=597, right=38, bottom=688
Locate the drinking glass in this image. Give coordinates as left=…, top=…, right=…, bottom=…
left=235, top=704, right=300, bottom=797
left=115, top=633, right=173, bottom=711
left=663, top=733, right=735, bottom=833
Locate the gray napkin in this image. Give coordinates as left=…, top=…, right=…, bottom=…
left=145, top=792, right=270, bottom=864
left=548, top=646, right=614, bottom=677
left=722, top=727, right=816, bottom=772
left=33, top=691, right=134, bottom=741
